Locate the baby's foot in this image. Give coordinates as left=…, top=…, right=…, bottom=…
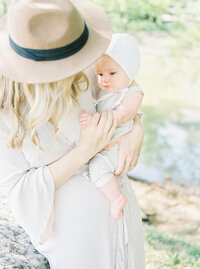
left=110, top=194, right=127, bottom=220
left=80, top=109, right=92, bottom=128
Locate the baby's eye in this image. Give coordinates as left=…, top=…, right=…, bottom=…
left=110, top=72, right=116, bottom=75
left=98, top=73, right=103, bottom=76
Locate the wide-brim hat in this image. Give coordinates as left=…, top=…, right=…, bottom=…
left=0, top=0, right=112, bottom=83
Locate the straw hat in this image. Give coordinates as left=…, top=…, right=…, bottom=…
left=0, top=0, right=112, bottom=83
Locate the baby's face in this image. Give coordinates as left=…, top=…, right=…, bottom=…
left=94, top=54, right=129, bottom=92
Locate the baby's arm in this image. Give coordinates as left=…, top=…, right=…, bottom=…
left=113, top=90, right=143, bottom=127
left=81, top=89, right=143, bottom=128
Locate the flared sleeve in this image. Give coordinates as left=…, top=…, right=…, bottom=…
left=0, top=117, right=55, bottom=246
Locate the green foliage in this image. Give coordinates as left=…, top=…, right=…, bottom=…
left=92, top=0, right=174, bottom=32
left=0, top=0, right=10, bottom=17
left=144, top=224, right=200, bottom=268
left=91, top=0, right=200, bottom=52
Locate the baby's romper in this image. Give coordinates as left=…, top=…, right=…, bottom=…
left=88, top=83, right=143, bottom=188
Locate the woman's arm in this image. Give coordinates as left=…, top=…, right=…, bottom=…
left=0, top=110, right=116, bottom=244
left=48, top=111, right=117, bottom=189
left=105, top=114, right=144, bottom=176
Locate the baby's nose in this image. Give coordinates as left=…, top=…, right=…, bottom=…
left=103, top=75, right=109, bottom=83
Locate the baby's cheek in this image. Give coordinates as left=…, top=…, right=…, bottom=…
left=114, top=80, right=122, bottom=90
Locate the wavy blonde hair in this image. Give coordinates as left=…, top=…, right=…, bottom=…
left=0, top=72, right=89, bottom=149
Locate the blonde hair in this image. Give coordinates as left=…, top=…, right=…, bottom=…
left=0, top=72, right=89, bottom=149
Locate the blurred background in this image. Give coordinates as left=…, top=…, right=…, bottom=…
left=91, top=0, right=200, bottom=187
left=1, top=0, right=200, bottom=268
left=90, top=1, right=200, bottom=268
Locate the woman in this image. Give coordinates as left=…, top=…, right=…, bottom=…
left=0, top=0, right=145, bottom=268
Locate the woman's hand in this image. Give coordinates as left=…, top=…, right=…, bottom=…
left=49, top=110, right=117, bottom=189
left=78, top=110, right=117, bottom=160
left=105, top=115, right=144, bottom=176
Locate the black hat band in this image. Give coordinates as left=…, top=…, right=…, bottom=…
left=9, top=23, right=89, bottom=61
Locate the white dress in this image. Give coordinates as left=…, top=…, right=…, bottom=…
left=0, top=67, right=145, bottom=269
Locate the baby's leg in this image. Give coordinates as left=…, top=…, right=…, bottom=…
left=99, top=176, right=127, bottom=220
left=80, top=109, right=92, bottom=128
left=89, top=146, right=128, bottom=220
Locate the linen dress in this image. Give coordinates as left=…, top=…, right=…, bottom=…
left=0, top=67, right=145, bottom=269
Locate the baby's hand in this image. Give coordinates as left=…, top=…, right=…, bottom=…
left=80, top=109, right=93, bottom=129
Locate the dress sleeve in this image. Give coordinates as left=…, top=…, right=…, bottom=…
left=0, top=117, right=55, bottom=245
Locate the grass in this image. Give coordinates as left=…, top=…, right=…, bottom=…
left=144, top=223, right=200, bottom=268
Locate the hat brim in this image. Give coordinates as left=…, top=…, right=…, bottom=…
left=0, top=0, right=112, bottom=83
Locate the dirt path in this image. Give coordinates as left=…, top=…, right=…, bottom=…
left=130, top=178, right=200, bottom=245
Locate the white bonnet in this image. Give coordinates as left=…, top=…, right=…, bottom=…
left=104, top=33, right=140, bottom=84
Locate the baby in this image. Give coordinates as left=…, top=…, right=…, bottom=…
left=80, top=33, right=143, bottom=220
